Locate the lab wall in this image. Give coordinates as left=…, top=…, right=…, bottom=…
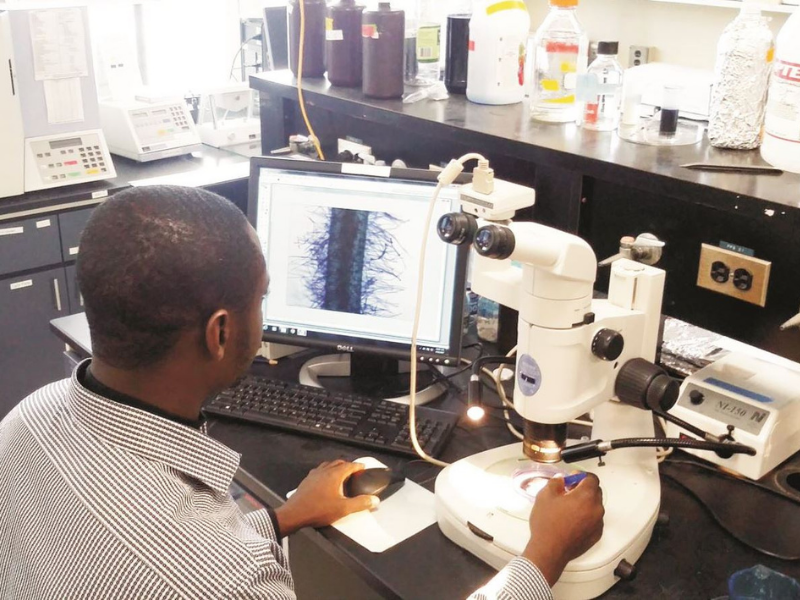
left=525, top=0, right=789, bottom=70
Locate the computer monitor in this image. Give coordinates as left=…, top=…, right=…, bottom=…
left=248, top=157, right=469, bottom=400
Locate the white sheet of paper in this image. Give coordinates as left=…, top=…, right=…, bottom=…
left=288, top=457, right=437, bottom=553
left=130, top=162, right=249, bottom=188
left=29, top=8, right=88, bottom=81
left=44, top=78, right=84, bottom=124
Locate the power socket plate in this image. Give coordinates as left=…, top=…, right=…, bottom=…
left=697, top=243, right=771, bottom=307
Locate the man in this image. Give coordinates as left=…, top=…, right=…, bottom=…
left=0, top=186, right=603, bottom=599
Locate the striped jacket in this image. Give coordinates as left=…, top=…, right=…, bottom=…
left=0, top=366, right=551, bottom=599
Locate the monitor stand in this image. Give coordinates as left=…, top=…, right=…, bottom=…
left=298, top=353, right=446, bottom=406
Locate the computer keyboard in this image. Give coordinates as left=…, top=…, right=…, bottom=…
left=204, top=375, right=459, bottom=458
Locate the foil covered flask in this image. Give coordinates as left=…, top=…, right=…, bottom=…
left=708, top=6, right=773, bottom=150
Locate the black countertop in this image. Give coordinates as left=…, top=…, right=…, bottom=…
left=50, top=314, right=800, bottom=599
left=0, top=147, right=249, bottom=221
left=250, top=70, right=800, bottom=223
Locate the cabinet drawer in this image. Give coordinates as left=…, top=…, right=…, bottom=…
left=0, top=267, right=69, bottom=413
left=0, top=216, right=62, bottom=277
left=59, top=207, right=95, bottom=262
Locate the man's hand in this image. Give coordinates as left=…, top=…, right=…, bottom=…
left=522, top=474, right=605, bottom=586
left=274, top=460, right=379, bottom=537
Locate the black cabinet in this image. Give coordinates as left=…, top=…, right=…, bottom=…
left=0, top=267, right=69, bottom=416
left=0, top=208, right=92, bottom=417
left=58, top=207, right=94, bottom=262
left=0, top=215, right=62, bottom=277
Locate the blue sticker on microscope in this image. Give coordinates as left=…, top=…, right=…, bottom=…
left=517, top=354, right=542, bottom=396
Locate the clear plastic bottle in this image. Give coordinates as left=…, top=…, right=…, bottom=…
left=529, top=0, right=588, bottom=123
left=577, top=41, right=623, bottom=131
left=412, top=0, right=443, bottom=86
left=476, top=296, right=499, bottom=343
left=708, top=6, right=773, bottom=150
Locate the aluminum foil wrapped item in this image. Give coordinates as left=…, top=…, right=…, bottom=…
left=708, top=8, right=773, bottom=150
left=660, top=317, right=729, bottom=377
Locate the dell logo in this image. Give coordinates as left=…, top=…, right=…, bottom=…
left=337, top=345, right=354, bottom=353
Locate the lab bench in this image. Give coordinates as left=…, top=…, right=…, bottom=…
left=250, top=70, right=800, bottom=363
left=0, top=147, right=250, bottom=417
left=50, top=312, right=800, bottom=600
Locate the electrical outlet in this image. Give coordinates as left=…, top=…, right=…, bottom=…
left=628, top=45, right=651, bottom=68
left=696, top=243, right=771, bottom=307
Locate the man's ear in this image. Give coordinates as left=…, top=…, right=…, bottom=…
left=205, top=309, right=230, bottom=361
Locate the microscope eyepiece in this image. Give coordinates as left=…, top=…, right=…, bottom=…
left=437, top=213, right=477, bottom=245
left=474, top=225, right=516, bottom=259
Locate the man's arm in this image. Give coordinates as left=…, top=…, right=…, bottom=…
left=467, top=557, right=553, bottom=600
left=243, top=508, right=283, bottom=542
left=466, top=475, right=605, bottom=600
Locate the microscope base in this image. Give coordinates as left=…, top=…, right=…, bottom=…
left=435, top=442, right=660, bottom=600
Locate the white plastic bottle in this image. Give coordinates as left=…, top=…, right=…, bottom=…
left=577, top=41, right=623, bottom=131
left=708, top=6, right=773, bottom=150
left=466, top=0, right=531, bottom=105
left=762, top=10, right=800, bottom=172
left=530, top=0, right=588, bottom=123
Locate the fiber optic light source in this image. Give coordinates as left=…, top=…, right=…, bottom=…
left=467, top=405, right=486, bottom=422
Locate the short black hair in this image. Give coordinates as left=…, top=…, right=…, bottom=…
left=77, top=185, right=265, bottom=369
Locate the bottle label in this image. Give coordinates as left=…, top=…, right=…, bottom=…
left=536, top=41, right=579, bottom=105
left=362, top=24, right=379, bottom=39
left=417, top=25, right=440, bottom=63
left=765, top=59, right=800, bottom=142
left=584, top=103, right=599, bottom=124
left=326, top=29, right=344, bottom=41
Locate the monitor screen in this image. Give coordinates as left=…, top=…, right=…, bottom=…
left=248, top=158, right=468, bottom=364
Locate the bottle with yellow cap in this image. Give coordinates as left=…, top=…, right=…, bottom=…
left=466, top=0, right=531, bottom=105
left=529, top=0, right=588, bottom=122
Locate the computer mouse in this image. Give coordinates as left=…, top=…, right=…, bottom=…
left=343, top=467, right=404, bottom=500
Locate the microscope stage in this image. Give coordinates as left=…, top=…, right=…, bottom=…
left=435, top=442, right=661, bottom=600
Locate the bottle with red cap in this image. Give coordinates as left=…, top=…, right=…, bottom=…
left=529, top=0, right=588, bottom=123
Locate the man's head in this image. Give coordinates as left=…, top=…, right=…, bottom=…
left=77, top=185, right=267, bottom=388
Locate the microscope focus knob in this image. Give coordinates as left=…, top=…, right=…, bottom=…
left=592, top=329, right=624, bottom=361
left=615, top=358, right=680, bottom=412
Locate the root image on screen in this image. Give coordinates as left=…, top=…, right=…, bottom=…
left=289, top=207, right=407, bottom=318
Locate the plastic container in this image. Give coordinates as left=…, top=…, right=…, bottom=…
left=476, top=296, right=499, bottom=342
left=529, top=0, right=588, bottom=122
left=728, top=564, right=800, bottom=599
left=577, top=41, right=623, bottom=131
left=416, top=0, right=442, bottom=85
left=466, top=0, right=531, bottom=105
left=708, top=6, right=773, bottom=150
left=288, top=0, right=327, bottom=79
left=326, top=0, right=365, bottom=87
left=445, top=10, right=471, bottom=94
left=762, top=10, right=800, bottom=172
left=363, top=2, right=405, bottom=99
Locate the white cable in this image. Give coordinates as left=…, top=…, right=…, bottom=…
left=408, top=182, right=449, bottom=467
left=407, top=153, right=488, bottom=467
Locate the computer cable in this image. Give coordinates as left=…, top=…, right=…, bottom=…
left=228, top=34, right=262, bottom=81
left=296, top=0, right=325, bottom=160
